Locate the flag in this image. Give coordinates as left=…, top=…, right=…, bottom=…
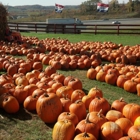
left=55, top=3, right=64, bottom=13
left=97, top=3, right=109, bottom=12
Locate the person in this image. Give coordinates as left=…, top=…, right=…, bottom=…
left=5, top=26, right=14, bottom=42
left=5, top=26, right=22, bottom=44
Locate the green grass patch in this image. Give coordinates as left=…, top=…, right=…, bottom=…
left=21, top=32, right=140, bottom=46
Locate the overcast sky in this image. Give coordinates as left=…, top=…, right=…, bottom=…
left=0, top=0, right=129, bottom=6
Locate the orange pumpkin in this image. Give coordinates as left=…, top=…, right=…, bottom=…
left=128, top=125, right=140, bottom=140
left=57, top=112, right=78, bottom=126
left=36, top=93, right=62, bottom=123
left=100, top=121, right=123, bottom=140
left=115, top=118, right=133, bottom=136
left=74, top=132, right=97, bottom=140
left=69, top=100, right=87, bottom=122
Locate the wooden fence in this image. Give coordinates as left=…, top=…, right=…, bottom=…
left=8, top=22, right=140, bottom=35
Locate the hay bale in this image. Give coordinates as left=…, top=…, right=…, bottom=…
left=0, top=3, right=8, bottom=40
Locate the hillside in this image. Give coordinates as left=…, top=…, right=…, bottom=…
left=6, top=4, right=140, bottom=22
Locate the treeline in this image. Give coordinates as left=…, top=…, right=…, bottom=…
left=7, top=0, right=140, bottom=22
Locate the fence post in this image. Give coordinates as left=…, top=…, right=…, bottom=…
left=74, top=24, right=76, bottom=34
left=95, top=25, right=97, bottom=35
left=117, top=25, right=120, bottom=35
left=62, top=25, right=65, bottom=34
left=54, top=24, right=56, bottom=34
left=35, top=24, right=37, bottom=33
left=16, top=23, right=19, bottom=32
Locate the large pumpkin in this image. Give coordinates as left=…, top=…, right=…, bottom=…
left=122, top=103, right=140, bottom=123
left=100, top=121, right=123, bottom=140
left=52, top=119, right=75, bottom=140
left=36, top=93, right=62, bottom=123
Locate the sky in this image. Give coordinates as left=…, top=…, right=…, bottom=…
left=0, top=0, right=129, bottom=6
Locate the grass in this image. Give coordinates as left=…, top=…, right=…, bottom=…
left=21, top=32, right=140, bottom=46
left=0, top=33, right=140, bottom=140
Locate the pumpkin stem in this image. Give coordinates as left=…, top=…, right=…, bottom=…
left=44, top=93, right=49, bottom=97
left=119, top=97, right=124, bottom=102
left=0, top=115, right=4, bottom=119
left=82, top=132, right=90, bottom=138
left=85, top=113, right=90, bottom=123
left=75, top=99, right=82, bottom=104
left=97, top=109, right=103, bottom=117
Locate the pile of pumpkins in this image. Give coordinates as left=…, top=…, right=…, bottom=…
left=86, top=63, right=140, bottom=96
left=0, top=37, right=140, bottom=140
left=0, top=70, right=140, bottom=140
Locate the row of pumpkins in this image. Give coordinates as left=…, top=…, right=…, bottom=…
left=0, top=38, right=140, bottom=140
left=1, top=36, right=140, bottom=66
left=87, top=63, right=140, bottom=96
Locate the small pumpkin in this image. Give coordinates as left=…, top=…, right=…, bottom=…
left=74, top=132, right=97, bottom=140
left=57, top=112, right=78, bottom=126
left=128, top=125, right=140, bottom=140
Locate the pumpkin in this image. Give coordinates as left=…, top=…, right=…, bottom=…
left=63, top=75, right=74, bottom=86
left=2, top=94, right=19, bottom=113
left=96, top=68, right=107, bottom=82
left=128, top=125, right=140, bottom=140
left=136, top=83, right=140, bottom=96
left=122, top=103, right=140, bottom=123
left=44, top=66, right=56, bottom=77
left=15, top=75, right=28, bottom=86
left=57, top=112, right=79, bottom=126
left=123, top=79, right=137, bottom=93
left=69, top=100, right=87, bottom=122
left=52, top=119, right=75, bottom=140
left=115, top=118, right=133, bottom=136
left=82, top=95, right=93, bottom=110
left=7, top=64, right=18, bottom=76
left=105, top=110, right=124, bottom=122
left=118, top=136, right=135, bottom=140
left=68, top=78, right=83, bottom=90
left=116, top=75, right=129, bottom=88
left=105, top=71, right=118, bottom=85
left=75, top=113, right=99, bottom=139
left=88, top=109, right=108, bottom=129
left=111, top=97, right=127, bottom=113
left=100, top=121, right=123, bottom=140
left=13, top=85, right=28, bottom=104
left=23, top=95, right=38, bottom=111
left=86, top=68, right=97, bottom=80
left=56, top=86, right=74, bottom=99
left=89, top=96, right=110, bottom=115
left=88, top=87, right=103, bottom=99
left=36, top=93, right=62, bottom=123
left=134, top=116, right=140, bottom=126
left=71, top=89, right=86, bottom=103
left=24, top=84, right=38, bottom=96
left=74, top=132, right=97, bottom=140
